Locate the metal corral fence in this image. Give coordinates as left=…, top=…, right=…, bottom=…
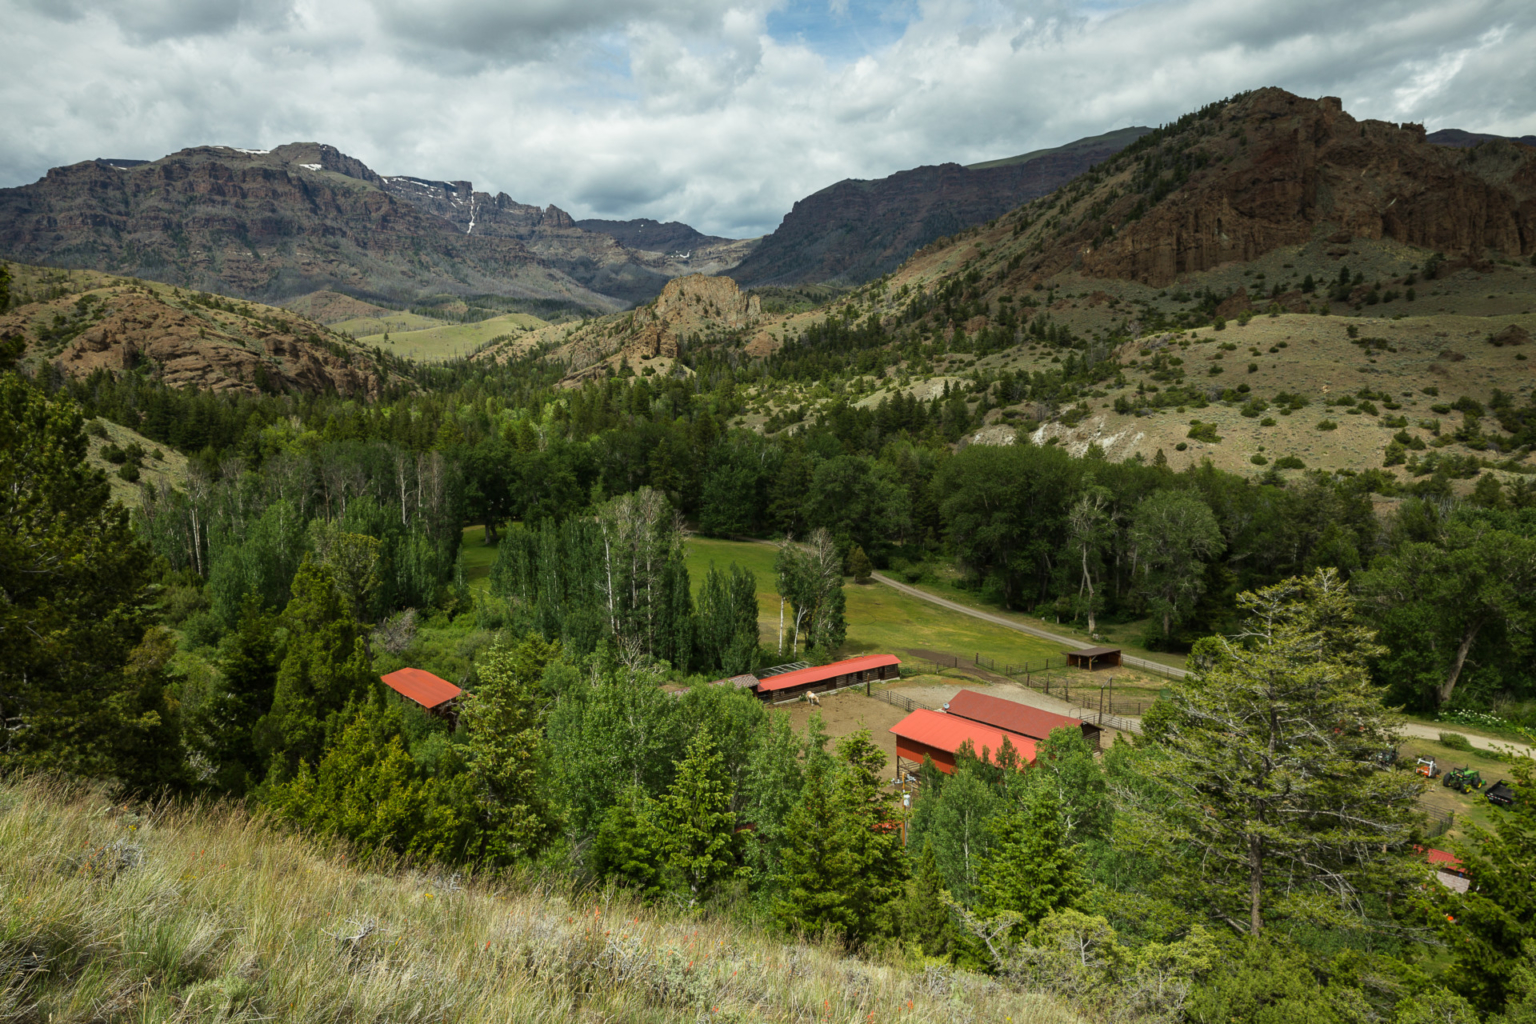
left=904, top=651, right=1161, bottom=720
left=1423, top=809, right=1455, bottom=840
left=974, top=652, right=1186, bottom=682
left=877, top=666, right=1145, bottom=734
left=868, top=689, right=936, bottom=715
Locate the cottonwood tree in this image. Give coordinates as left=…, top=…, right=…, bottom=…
left=1129, top=490, right=1223, bottom=639
left=774, top=528, right=846, bottom=656
left=1358, top=520, right=1536, bottom=708
left=1129, top=569, right=1422, bottom=937
left=1067, top=488, right=1111, bottom=633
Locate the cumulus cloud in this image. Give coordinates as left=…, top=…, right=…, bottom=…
left=2, top=0, right=1533, bottom=237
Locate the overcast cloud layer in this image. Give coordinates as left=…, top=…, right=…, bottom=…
left=4, top=0, right=1532, bottom=237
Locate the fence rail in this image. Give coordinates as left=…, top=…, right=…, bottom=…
left=869, top=689, right=936, bottom=714
left=904, top=650, right=1160, bottom=722
left=1423, top=809, right=1456, bottom=840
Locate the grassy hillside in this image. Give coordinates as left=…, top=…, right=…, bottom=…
left=354, top=312, right=549, bottom=361
left=83, top=417, right=189, bottom=509
left=0, top=778, right=1079, bottom=1024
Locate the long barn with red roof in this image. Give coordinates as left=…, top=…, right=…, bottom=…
left=753, top=654, right=901, bottom=701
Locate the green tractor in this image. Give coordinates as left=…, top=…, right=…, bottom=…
left=1444, top=767, right=1485, bottom=794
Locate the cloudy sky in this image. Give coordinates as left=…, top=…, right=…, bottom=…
left=4, top=0, right=1532, bottom=237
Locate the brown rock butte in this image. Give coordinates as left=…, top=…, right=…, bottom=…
left=1007, top=89, right=1536, bottom=288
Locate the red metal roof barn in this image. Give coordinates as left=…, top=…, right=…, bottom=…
left=943, top=689, right=1102, bottom=749
left=380, top=668, right=461, bottom=713
left=889, top=708, right=1036, bottom=777
left=753, top=654, right=901, bottom=700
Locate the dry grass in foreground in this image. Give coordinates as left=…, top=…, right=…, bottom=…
left=0, top=779, right=1081, bottom=1024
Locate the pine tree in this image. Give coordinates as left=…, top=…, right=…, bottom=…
left=0, top=373, right=159, bottom=778
left=590, top=790, right=662, bottom=895
left=651, top=730, right=737, bottom=904
left=463, top=634, right=560, bottom=863
left=197, top=595, right=280, bottom=793
left=776, top=731, right=907, bottom=946
left=848, top=544, right=873, bottom=584
left=1133, top=569, right=1422, bottom=936
left=254, top=558, right=375, bottom=779
left=972, top=792, right=1081, bottom=937
left=902, top=840, right=959, bottom=957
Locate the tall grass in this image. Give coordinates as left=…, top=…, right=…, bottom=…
left=0, top=779, right=1081, bottom=1023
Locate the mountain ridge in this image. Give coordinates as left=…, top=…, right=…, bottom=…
left=726, top=126, right=1153, bottom=289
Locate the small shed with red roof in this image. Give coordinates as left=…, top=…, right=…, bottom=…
left=889, top=708, right=1036, bottom=777
left=943, top=689, right=1102, bottom=750
left=753, top=654, right=900, bottom=702
left=381, top=668, right=462, bottom=721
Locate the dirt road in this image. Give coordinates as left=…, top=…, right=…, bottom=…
left=870, top=572, right=1189, bottom=679
left=1400, top=722, right=1534, bottom=759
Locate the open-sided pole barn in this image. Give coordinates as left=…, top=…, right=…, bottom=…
left=753, top=654, right=901, bottom=702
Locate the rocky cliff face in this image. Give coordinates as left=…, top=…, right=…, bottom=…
left=992, top=89, right=1536, bottom=288
left=0, top=146, right=622, bottom=311
left=727, top=127, right=1151, bottom=288
left=377, top=178, right=755, bottom=306
left=575, top=218, right=732, bottom=254
left=0, top=267, right=399, bottom=398
left=535, top=273, right=762, bottom=384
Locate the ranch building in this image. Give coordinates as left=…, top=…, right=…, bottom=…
left=889, top=708, right=1036, bottom=780
left=753, top=653, right=901, bottom=702
left=381, top=667, right=462, bottom=724
left=942, top=688, right=1103, bottom=750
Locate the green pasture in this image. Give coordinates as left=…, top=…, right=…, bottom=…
left=459, top=525, right=498, bottom=592
left=682, top=537, right=1062, bottom=668
left=355, top=313, right=547, bottom=361
left=331, top=311, right=442, bottom=337
left=895, top=570, right=1189, bottom=670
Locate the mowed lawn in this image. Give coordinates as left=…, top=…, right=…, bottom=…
left=683, top=537, right=1061, bottom=667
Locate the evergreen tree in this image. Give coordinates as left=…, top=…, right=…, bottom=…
left=1132, top=569, right=1422, bottom=936
left=902, top=840, right=960, bottom=957
left=195, top=596, right=280, bottom=793
left=254, top=558, right=376, bottom=779
left=0, top=373, right=160, bottom=778
left=589, top=789, right=662, bottom=895
left=972, top=792, right=1081, bottom=938
left=776, top=731, right=906, bottom=946
left=463, top=634, right=560, bottom=863
left=651, top=730, right=738, bottom=904
left=848, top=544, right=873, bottom=584
left=266, top=698, right=479, bottom=862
